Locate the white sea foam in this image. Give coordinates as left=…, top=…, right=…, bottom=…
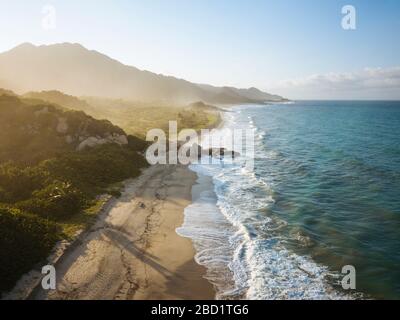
left=178, top=106, right=352, bottom=300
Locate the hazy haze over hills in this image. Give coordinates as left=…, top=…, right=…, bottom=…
left=0, top=43, right=284, bottom=105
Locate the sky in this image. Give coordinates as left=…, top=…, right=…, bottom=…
left=0, top=0, right=399, bottom=99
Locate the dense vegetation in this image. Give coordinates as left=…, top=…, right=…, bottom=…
left=82, top=97, right=222, bottom=138
left=24, top=91, right=221, bottom=138
left=0, top=207, right=60, bottom=292
left=23, top=90, right=91, bottom=111
left=0, top=93, right=148, bottom=293
left=0, top=94, right=127, bottom=164
left=0, top=90, right=220, bottom=294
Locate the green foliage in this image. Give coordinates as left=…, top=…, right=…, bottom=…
left=0, top=163, right=47, bottom=203
left=0, top=95, right=68, bottom=164
left=43, top=144, right=147, bottom=196
left=0, top=89, right=221, bottom=294
left=0, top=143, right=148, bottom=223
left=63, top=109, right=125, bottom=137
left=127, top=134, right=150, bottom=152
left=71, top=96, right=222, bottom=138
left=0, top=206, right=61, bottom=293
left=109, top=189, right=122, bottom=198
left=0, top=93, right=150, bottom=294
left=17, top=181, right=86, bottom=219
left=23, top=90, right=90, bottom=111
left=0, top=95, right=128, bottom=165
left=0, top=143, right=148, bottom=293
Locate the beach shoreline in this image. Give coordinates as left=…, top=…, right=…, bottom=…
left=178, top=168, right=240, bottom=300
left=9, top=164, right=215, bottom=300
left=5, top=111, right=227, bottom=301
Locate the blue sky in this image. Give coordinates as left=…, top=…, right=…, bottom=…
left=0, top=0, right=399, bottom=99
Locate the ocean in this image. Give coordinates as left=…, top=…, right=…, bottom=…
left=177, top=101, right=400, bottom=300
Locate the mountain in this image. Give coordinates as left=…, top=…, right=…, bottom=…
left=0, top=43, right=285, bottom=105
left=197, top=84, right=284, bottom=103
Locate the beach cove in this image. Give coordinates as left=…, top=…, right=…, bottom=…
left=26, top=164, right=215, bottom=300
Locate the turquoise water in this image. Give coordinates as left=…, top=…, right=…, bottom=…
left=252, top=101, right=400, bottom=299
left=247, top=102, right=400, bottom=298
left=179, top=101, right=400, bottom=300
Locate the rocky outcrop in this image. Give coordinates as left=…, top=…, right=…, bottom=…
left=34, top=106, right=49, bottom=116
left=191, top=143, right=241, bottom=160
left=0, top=94, right=133, bottom=164
left=65, top=135, right=74, bottom=144
left=56, top=117, right=68, bottom=134
left=77, top=133, right=128, bottom=151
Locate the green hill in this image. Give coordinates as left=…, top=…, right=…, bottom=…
left=0, top=94, right=132, bottom=164
left=0, top=93, right=148, bottom=293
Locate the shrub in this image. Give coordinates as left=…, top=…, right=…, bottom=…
left=127, top=134, right=149, bottom=152
left=0, top=163, right=47, bottom=203
left=109, top=189, right=122, bottom=198
left=42, top=144, right=148, bottom=196
left=0, top=207, right=60, bottom=293
left=17, top=181, right=86, bottom=220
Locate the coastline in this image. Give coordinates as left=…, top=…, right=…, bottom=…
left=182, top=103, right=361, bottom=300
left=5, top=110, right=226, bottom=301
left=19, top=164, right=214, bottom=300
left=177, top=111, right=244, bottom=299
left=178, top=169, right=240, bottom=299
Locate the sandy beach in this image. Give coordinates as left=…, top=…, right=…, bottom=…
left=29, top=164, right=215, bottom=300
